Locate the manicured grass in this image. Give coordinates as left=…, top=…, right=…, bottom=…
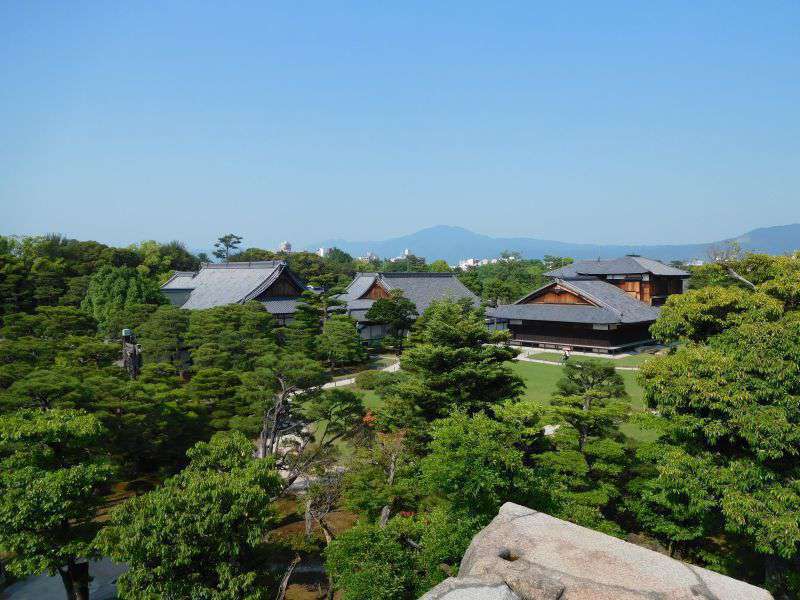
left=360, top=389, right=383, bottom=411
left=331, top=354, right=399, bottom=381
left=530, top=352, right=653, bottom=368
left=344, top=359, right=658, bottom=445
left=510, top=360, right=657, bottom=443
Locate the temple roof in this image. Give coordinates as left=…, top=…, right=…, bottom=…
left=545, top=256, right=689, bottom=279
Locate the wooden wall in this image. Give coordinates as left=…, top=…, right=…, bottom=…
left=260, top=272, right=302, bottom=297
left=610, top=276, right=684, bottom=305
left=508, top=321, right=653, bottom=350
left=524, top=286, right=591, bottom=305
left=363, top=281, right=391, bottom=300
left=614, top=280, right=651, bottom=303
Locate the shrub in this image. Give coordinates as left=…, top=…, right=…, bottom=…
left=355, top=370, right=401, bottom=390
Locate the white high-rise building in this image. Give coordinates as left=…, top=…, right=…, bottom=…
left=278, top=241, right=292, bottom=253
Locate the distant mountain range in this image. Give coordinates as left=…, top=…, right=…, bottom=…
left=314, top=223, right=800, bottom=264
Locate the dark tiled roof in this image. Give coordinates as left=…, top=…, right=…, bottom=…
left=260, top=297, right=302, bottom=315
left=160, top=261, right=305, bottom=313
left=341, top=272, right=479, bottom=321
left=545, top=256, right=688, bottom=278
left=496, top=278, right=660, bottom=325
left=487, top=304, right=624, bottom=324
left=563, top=279, right=661, bottom=322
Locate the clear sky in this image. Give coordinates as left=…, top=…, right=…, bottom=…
left=1, top=1, right=798, bottom=251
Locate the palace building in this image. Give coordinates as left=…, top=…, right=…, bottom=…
left=340, top=271, right=479, bottom=340
left=487, top=256, right=689, bottom=353
left=160, top=261, right=306, bottom=325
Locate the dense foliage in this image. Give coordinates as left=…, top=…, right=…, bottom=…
left=99, top=432, right=282, bottom=600
left=2, top=233, right=798, bottom=599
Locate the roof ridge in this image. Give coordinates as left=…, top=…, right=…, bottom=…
left=378, top=271, right=456, bottom=277
left=200, top=261, right=285, bottom=269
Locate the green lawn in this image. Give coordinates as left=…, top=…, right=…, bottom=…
left=344, top=359, right=658, bottom=445
left=509, top=360, right=657, bottom=443
left=529, top=352, right=653, bottom=368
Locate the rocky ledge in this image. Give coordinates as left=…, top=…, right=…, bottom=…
left=420, top=503, right=773, bottom=600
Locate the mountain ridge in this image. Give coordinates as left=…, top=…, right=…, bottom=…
left=313, top=223, right=800, bottom=263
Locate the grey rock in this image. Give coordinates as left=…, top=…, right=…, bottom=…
left=419, top=577, right=521, bottom=600
left=419, top=503, right=773, bottom=600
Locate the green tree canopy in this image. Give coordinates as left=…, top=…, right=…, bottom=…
left=0, top=409, right=114, bottom=600
left=99, top=431, right=282, bottom=600
left=81, top=265, right=165, bottom=335
left=637, top=315, right=800, bottom=592
left=365, top=290, right=418, bottom=349
left=318, top=314, right=368, bottom=369
left=383, top=298, right=522, bottom=425
left=649, top=285, right=783, bottom=343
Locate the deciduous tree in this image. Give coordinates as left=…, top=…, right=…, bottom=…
left=99, top=432, right=281, bottom=600
left=0, top=409, right=114, bottom=600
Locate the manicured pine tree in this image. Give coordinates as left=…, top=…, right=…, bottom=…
left=364, top=289, right=418, bottom=353
left=384, top=298, right=522, bottom=425
left=317, top=314, right=368, bottom=371
left=538, top=360, right=630, bottom=535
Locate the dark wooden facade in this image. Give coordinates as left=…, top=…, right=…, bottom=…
left=255, top=271, right=303, bottom=298
left=505, top=321, right=653, bottom=352
left=362, top=280, right=391, bottom=300
left=598, top=275, right=685, bottom=306
left=525, top=286, right=591, bottom=305
left=496, top=270, right=688, bottom=352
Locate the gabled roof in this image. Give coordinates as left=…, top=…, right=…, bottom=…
left=545, top=256, right=689, bottom=279
left=341, top=272, right=479, bottom=319
left=487, top=303, right=626, bottom=324
left=161, top=261, right=305, bottom=311
left=490, top=278, right=660, bottom=325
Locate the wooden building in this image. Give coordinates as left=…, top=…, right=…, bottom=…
left=487, top=256, right=689, bottom=353
left=340, top=272, right=479, bottom=340
left=160, top=261, right=306, bottom=324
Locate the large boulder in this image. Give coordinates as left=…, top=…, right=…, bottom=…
left=420, top=503, right=773, bottom=600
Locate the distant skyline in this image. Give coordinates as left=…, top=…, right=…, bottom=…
left=1, top=2, right=798, bottom=250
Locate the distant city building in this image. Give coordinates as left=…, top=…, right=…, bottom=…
left=278, top=241, right=292, bottom=253
left=686, top=259, right=705, bottom=266
left=317, top=247, right=333, bottom=258
left=358, top=251, right=377, bottom=262
left=457, top=255, right=517, bottom=270
left=388, top=248, right=413, bottom=263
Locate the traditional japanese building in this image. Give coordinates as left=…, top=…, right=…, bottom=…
left=340, top=272, right=479, bottom=340
left=487, top=256, right=689, bottom=353
left=160, top=261, right=306, bottom=325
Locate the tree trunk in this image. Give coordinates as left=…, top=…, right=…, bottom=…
left=258, top=390, right=287, bottom=459
left=318, top=520, right=336, bottom=600
left=326, top=573, right=335, bottom=600
left=304, top=497, right=314, bottom=539
left=378, top=505, right=392, bottom=528
left=378, top=452, right=399, bottom=528
left=764, top=555, right=791, bottom=600
left=59, top=561, right=90, bottom=600
left=275, top=555, right=301, bottom=600
left=58, top=567, right=75, bottom=600
left=726, top=267, right=756, bottom=290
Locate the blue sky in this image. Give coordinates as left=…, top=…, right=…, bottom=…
left=1, top=1, right=798, bottom=251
